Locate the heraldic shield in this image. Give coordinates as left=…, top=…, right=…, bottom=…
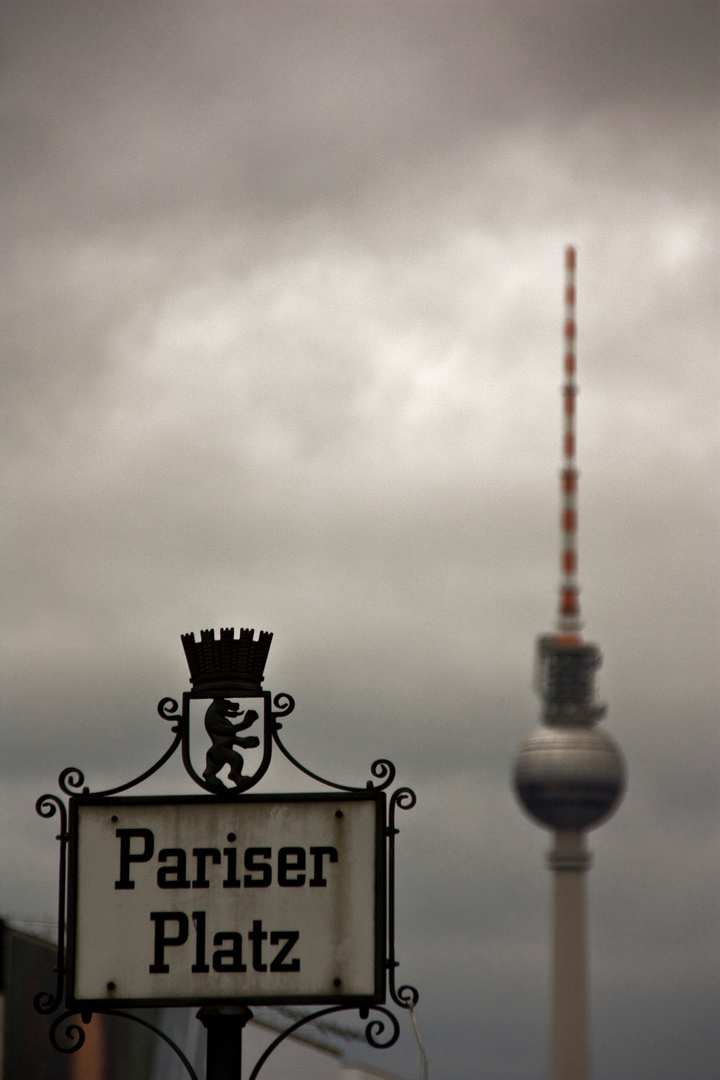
left=176, top=627, right=287, bottom=794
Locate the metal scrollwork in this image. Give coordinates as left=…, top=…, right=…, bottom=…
left=272, top=720, right=397, bottom=793
left=363, top=1005, right=402, bottom=1048
left=369, top=758, right=397, bottom=789
left=57, top=697, right=183, bottom=799
left=268, top=690, right=397, bottom=793
left=247, top=1005, right=400, bottom=1079
left=33, top=794, right=68, bottom=1015
left=49, top=1011, right=88, bottom=1053
left=247, top=1007, right=344, bottom=1079
left=271, top=692, right=295, bottom=721
left=158, top=696, right=181, bottom=719
left=392, top=980, right=420, bottom=1010
left=48, top=1010, right=199, bottom=1079
left=105, top=1010, right=201, bottom=1079
left=387, top=786, right=419, bottom=1010
left=58, top=767, right=87, bottom=796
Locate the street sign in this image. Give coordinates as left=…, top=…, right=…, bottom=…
left=67, top=792, right=386, bottom=1009
left=36, top=627, right=417, bottom=1079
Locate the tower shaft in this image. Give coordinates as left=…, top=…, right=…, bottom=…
left=549, top=831, right=592, bottom=1080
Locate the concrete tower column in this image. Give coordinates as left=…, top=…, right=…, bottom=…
left=548, top=830, right=593, bottom=1080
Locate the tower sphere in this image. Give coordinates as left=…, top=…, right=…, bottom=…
left=514, top=724, right=625, bottom=831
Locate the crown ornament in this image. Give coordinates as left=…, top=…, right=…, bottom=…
left=181, top=627, right=273, bottom=693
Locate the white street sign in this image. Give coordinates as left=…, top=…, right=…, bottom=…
left=68, top=793, right=385, bottom=1007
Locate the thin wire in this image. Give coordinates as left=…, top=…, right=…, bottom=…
left=408, top=1001, right=429, bottom=1080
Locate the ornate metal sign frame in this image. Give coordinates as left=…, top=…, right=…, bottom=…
left=35, top=628, right=418, bottom=1078
left=66, top=790, right=388, bottom=1009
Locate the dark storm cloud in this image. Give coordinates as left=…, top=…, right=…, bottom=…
left=2, top=0, right=715, bottom=439
left=2, top=0, right=715, bottom=230
left=3, top=0, right=715, bottom=426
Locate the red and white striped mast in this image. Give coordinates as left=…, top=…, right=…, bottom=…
left=558, top=244, right=582, bottom=644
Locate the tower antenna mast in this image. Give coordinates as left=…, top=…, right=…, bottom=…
left=558, top=245, right=582, bottom=642
left=513, top=247, right=625, bottom=1080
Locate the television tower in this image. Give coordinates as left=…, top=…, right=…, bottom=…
left=513, top=247, right=625, bottom=1080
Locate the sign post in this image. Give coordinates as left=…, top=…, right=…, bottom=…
left=197, top=1006, right=252, bottom=1080
left=35, top=627, right=417, bottom=1078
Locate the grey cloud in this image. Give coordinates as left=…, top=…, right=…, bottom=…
left=2, top=0, right=715, bottom=235
left=1, top=3, right=717, bottom=1078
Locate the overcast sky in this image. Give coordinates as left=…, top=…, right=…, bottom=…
left=1, top=2, right=717, bottom=1078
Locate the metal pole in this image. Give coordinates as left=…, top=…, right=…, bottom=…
left=197, top=1005, right=253, bottom=1080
